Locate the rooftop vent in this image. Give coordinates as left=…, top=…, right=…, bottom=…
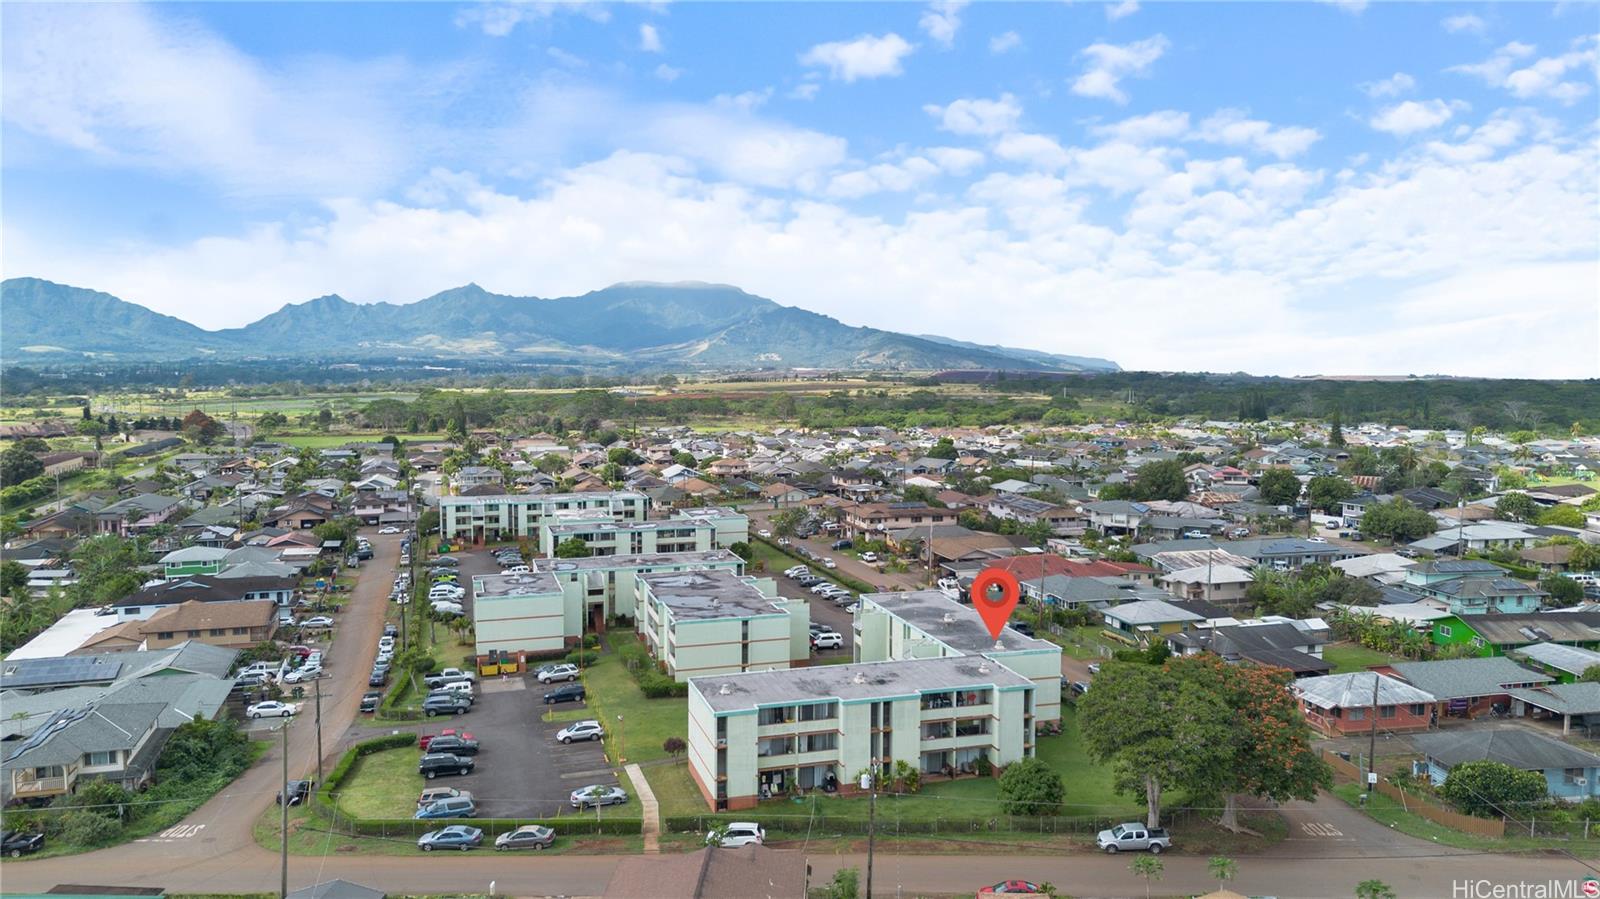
left=718, top=683, right=731, bottom=695
left=853, top=672, right=867, bottom=685
left=942, top=613, right=956, bottom=625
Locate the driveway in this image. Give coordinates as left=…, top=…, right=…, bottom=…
left=745, top=507, right=927, bottom=592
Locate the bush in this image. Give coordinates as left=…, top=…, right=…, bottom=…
left=1440, top=760, right=1548, bottom=818
left=57, top=809, right=121, bottom=847
left=998, top=757, right=1065, bottom=816
left=581, top=633, right=600, bottom=649
left=565, top=649, right=599, bottom=666
left=663, top=737, right=687, bottom=759
left=822, top=868, right=860, bottom=899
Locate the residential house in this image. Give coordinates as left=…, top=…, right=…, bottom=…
left=1081, top=500, right=1149, bottom=536
left=1418, top=577, right=1550, bottom=616
left=159, top=546, right=232, bottom=577
left=137, top=600, right=279, bottom=650
left=1166, top=621, right=1331, bottom=677
left=94, top=494, right=183, bottom=537
left=1293, top=671, right=1435, bottom=736
left=760, top=483, right=809, bottom=507
left=1385, top=657, right=1553, bottom=718
left=1411, top=730, right=1600, bottom=801
left=453, top=466, right=504, bottom=492
left=112, top=574, right=299, bottom=621
left=1100, top=599, right=1205, bottom=645
left=985, top=495, right=1081, bottom=534
left=1512, top=643, right=1600, bottom=684
left=1161, top=564, right=1255, bottom=606
left=842, top=502, right=959, bottom=537
left=685, top=656, right=1036, bottom=810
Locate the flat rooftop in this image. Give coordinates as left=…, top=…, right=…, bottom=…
left=547, top=519, right=711, bottom=536
left=861, top=590, right=1058, bottom=654
left=441, top=490, right=646, bottom=505
left=691, top=655, right=1034, bottom=713
left=640, top=569, right=780, bottom=620
left=535, top=549, right=741, bottom=573
left=671, top=506, right=743, bottom=520
left=472, top=570, right=563, bottom=598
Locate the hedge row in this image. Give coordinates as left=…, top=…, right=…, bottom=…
left=755, top=537, right=877, bottom=595
left=376, top=676, right=422, bottom=721
left=661, top=812, right=1120, bottom=836
left=314, top=733, right=419, bottom=816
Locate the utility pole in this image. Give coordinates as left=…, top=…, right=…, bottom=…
left=861, top=769, right=877, bottom=899
left=1366, top=671, right=1380, bottom=795
left=279, top=720, right=289, bottom=899
left=314, top=678, right=324, bottom=786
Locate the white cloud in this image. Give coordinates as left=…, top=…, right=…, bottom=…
left=639, top=23, right=663, bottom=52
left=0, top=4, right=423, bottom=198
left=993, top=132, right=1071, bottom=170
left=926, top=146, right=985, bottom=174
left=1071, top=36, right=1169, bottom=104
left=1451, top=39, right=1595, bottom=104
left=989, top=31, right=1022, bottom=54
left=1369, top=99, right=1465, bottom=135
left=825, top=156, right=941, bottom=198
left=1316, top=0, right=1368, bottom=14
left=1105, top=0, right=1140, bottom=21
left=713, top=89, right=774, bottom=112
left=800, top=33, right=915, bottom=82
left=654, top=63, right=682, bottom=82
left=924, top=94, right=1023, bottom=136
left=787, top=82, right=822, bottom=101
left=453, top=1, right=609, bottom=36
left=1091, top=110, right=1190, bottom=143
left=1360, top=72, right=1416, bottom=99
left=1191, top=109, right=1320, bottom=159
left=546, top=47, right=586, bottom=68
left=919, top=1, right=968, bottom=48
left=1441, top=14, right=1486, bottom=35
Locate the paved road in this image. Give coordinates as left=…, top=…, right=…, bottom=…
left=744, top=506, right=928, bottom=593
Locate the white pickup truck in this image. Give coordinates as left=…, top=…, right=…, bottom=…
left=424, top=667, right=479, bottom=689
left=1096, top=822, right=1172, bottom=854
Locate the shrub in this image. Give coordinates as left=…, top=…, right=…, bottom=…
left=57, top=809, right=121, bottom=847
left=822, top=868, right=860, bottom=899
left=998, top=757, right=1065, bottom=816
left=1440, top=760, right=1548, bottom=818
left=663, top=737, right=687, bottom=759
left=565, top=649, right=599, bottom=666
left=581, top=633, right=600, bottom=649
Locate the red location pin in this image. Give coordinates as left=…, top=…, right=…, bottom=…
left=970, top=566, right=1021, bottom=641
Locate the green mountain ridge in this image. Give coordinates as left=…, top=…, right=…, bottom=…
left=0, top=277, right=1119, bottom=372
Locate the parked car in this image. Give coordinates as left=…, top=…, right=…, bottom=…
left=544, top=683, right=586, bottom=705
left=383, top=623, right=399, bottom=638
left=422, top=695, right=472, bottom=717
left=757, top=528, right=772, bottom=538
left=537, top=663, right=581, bottom=683
left=370, top=668, right=389, bottom=686
left=301, top=616, right=335, bottom=629
left=417, top=787, right=468, bottom=808
left=707, top=821, right=765, bottom=848
left=831, top=539, right=853, bottom=550
left=418, top=752, right=475, bottom=779
left=419, top=729, right=476, bottom=751
left=977, top=881, right=1043, bottom=895
left=424, top=734, right=480, bottom=756
left=359, top=692, right=382, bottom=713
left=1009, top=621, right=1035, bottom=637
left=235, top=673, right=270, bottom=689
left=277, top=779, right=313, bottom=806
left=1, top=830, right=45, bottom=858
left=416, top=825, right=483, bottom=851
left=495, top=824, right=555, bottom=851
left=812, top=631, right=844, bottom=650
left=504, top=564, right=530, bottom=574
left=414, top=796, right=477, bottom=819
left=433, top=556, right=460, bottom=567
left=823, top=558, right=837, bottom=569
left=424, top=668, right=478, bottom=689
left=282, top=665, right=323, bottom=684
left=844, top=603, right=860, bottom=614
left=859, top=552, right=878, bottom=563
left=1087, top=662, right=1102, bottom=675
left=1307, top=536, right=1328, bottom=544
left=1228, top=527, right=1251, bottom=538
left=556, top=720, right=604, bottom=743
left=247, top=701, right=298, bottom=719
left=428, top=683, right=475, bottom=704
left=379, top=526, right=402, bottom=534
left=569, top=784, right=628, bottom=808
left=1068, top=681, right=1090, bottom=697
left=1096, top=822, right=1171, bottom=854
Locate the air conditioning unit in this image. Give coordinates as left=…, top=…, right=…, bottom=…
left=1575, top=777, right=1588, bottom=786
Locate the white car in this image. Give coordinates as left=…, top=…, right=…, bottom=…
left=431, top=603, right=465, bottom=617
left=379, top=526, right=401, bottom=534
left=1307, top=536, right=1328, bottom=544
left=757, top=529, right=772, bottom=538
left=708, top=822, right=765, bottom=848
left=301, top=616, right=335, bottom=629
left=823, top=558, right=837, bottom=569
left=505, top=565, right=530, bottom=574
left=557, top=720, right=604, bottom=744
left=537, top=663, right=581, bottom=684
left=844, top=603, right=860, bottom=614
left=809, top=583, right=837, bottom=595
left=785, top=567, right=808, bottom=578
left=282, top=665, right=324, bottom=684
left=860, top=552, right=878, bottom=563
left=812, top=631, right=844, bottom=650
left=429, top=588, right=466, bottom=601
left=248, top=700, right=298, bottom=719
left=379, top=636, right=396, bottom=650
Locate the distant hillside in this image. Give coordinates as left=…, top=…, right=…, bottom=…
left=0, top=277, right=1118, bottom=372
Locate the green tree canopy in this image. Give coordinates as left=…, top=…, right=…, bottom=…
left=0, top=444, right=44, bottom=487
left=554, top=537, right=590, bottom=558
left=997, top=756, right=1066, bottom=816
left=1257, top=468, right=1302, bottom=507
left=1495, top=492, right=1537, bottom=523
left=1359, top=498, right=1439, bottom=543
left=1439, top=760, right=1548, bottom=818
left=1537, top=504, right=1585, bottom=528
left=1131, top=460, right=1188, bottom=502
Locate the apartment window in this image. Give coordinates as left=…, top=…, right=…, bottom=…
left=1410, top=704, right=1428, bottom=716
left=922, top=722, right=953, bottom=740
left=1348, top=708, right=1366, bottom=721
left=1379, top=706, right=1397, bottom=719
left=801, top=732, right=837, bottom=753
left=34, top=766, right=64, bottom=778
left=758, top=707, right=793, bottom=726
left=757, top=737, right=794, bottom=758
left=85, top=751, right=116, bottom=767
left=956, top=689, right=992, bottom=708
left=921, top=691, right=954, bottom=711
left=797, top=702, right=837, bottom=722
left=233, top=628, right=249, bottom=635
left=157, top=632, right=174, bottom=640
left=209, top=628, right=226, bottom=636
left=1563, top=768, right=1587, bottom=785
left=954, top=718, right=989, bottom=737
left=716, top=717, right=728, bottom=743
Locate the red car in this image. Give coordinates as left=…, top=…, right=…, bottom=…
left=978, top=882, right=1042, bottom=896
left=419, top=729, right=476, bottom=752
left=283, top=645, right=314, bottom=660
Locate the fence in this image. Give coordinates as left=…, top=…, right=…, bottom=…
left=1321, top=749, right=1506, bottom=837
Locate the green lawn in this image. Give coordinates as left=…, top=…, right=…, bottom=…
left=563, top=633, right=689, bottom=765
left=333, top=747, right=425, bottom=818
left=1330, top=783, right=1600, bottom=854
left=1323, top=642, right=1400, bottom=674
left=1039, top=706, right=1144, bottom=818
left=646, top=761, right=711, bottom=819
left=1047, top=626, right=1119, bottom=661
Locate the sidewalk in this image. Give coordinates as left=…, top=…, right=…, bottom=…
left=624, top=762, right=661, bottom=853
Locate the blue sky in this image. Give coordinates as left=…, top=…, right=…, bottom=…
left=3, top=1, right=1597, bottom=376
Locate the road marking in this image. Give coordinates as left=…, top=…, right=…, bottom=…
left=137, top=824, right=207, bottom=843
left=1300, top=822, right=1343, bottom=838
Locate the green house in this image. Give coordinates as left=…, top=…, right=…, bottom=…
left=158, top=546, right=230, bottom=577
left=1446, top=613, right=1600, bottom=659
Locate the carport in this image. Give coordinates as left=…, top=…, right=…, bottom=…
left=1507, top=682, right=1600, bottom=736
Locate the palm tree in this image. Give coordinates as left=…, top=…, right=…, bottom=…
left=1208, top=856, right=1238, bottom=892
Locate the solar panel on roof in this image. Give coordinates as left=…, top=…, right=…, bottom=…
left=0, top=656, right=123, bottom=689
left=3, top=707, right=91, bottom=762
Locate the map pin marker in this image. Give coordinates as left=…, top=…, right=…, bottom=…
left=970, top=566, right=1021, bottom=641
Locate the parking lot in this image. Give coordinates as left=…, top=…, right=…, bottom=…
left=769, top=563, right=856, bottom=660
left=417, top=677, right=618, bottom=819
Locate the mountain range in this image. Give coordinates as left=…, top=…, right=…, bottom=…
left=0, top=277, right=1118, bottom=372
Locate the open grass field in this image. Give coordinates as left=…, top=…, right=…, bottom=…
left=1323, top=642, right=1400, bottom=674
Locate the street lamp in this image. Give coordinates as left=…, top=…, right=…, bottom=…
left=617, top=714, right=626, bottom=764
